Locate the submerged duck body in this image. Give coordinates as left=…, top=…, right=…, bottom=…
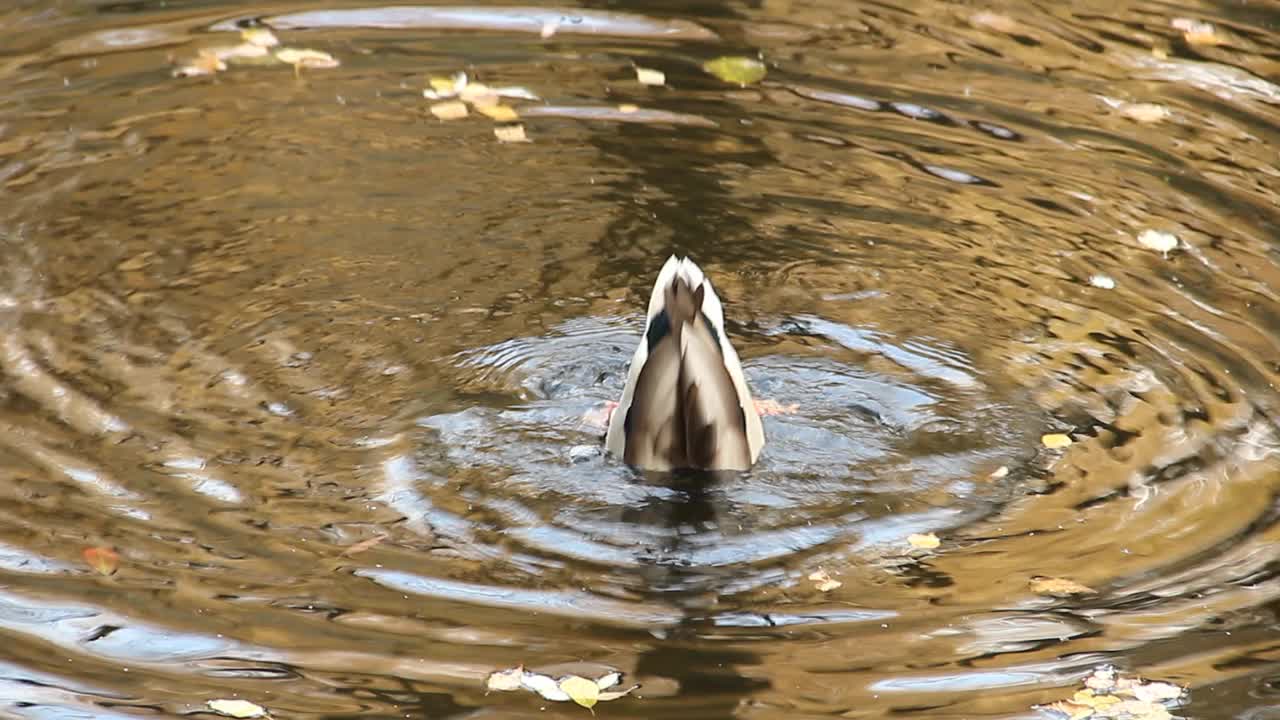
left=605, top=256, right=764, bottom=471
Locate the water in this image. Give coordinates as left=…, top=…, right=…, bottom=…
left=1, top=1, right=1278, bottom=718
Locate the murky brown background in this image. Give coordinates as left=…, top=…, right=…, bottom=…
left=1, top=0, right=1279, bottom=718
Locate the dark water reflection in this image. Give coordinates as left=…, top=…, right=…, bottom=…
left=2, top=0, right=1279, bottom=718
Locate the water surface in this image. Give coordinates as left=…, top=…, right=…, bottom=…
left=1, top=0, right=1278, bottom=718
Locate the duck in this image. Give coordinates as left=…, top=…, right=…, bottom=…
left=605, top=256, right=765, bottom=471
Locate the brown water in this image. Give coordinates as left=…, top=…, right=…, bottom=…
left=2, top=0, right=1279, bottom=718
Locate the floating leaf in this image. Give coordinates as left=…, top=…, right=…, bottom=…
left=1089, top=274, right=1116, bottom=290
left=969, top=11, right=1022, bottom=34
left=1119, top=103, right=1170, bottom=123
left=494, top=124, right=530, bottom=143
left=275, top=48, right=340, bottom=72
left=424, top=71, right=468, bottom=99
left=340, top=534, right=386, bottom=557
left=1045, top=700, right=1094, bottom=720
left=459, top=82, right=496, bottom=103
left=618, top=104, right=640, bottom=113
left=1130, top=681, right=1184, bottom=703
left=636, top=67, right=666, bottom=86
left=808, top=569, right=842, bottom=592
left=907, top=533, right=940, bottom=550
left=1041, top=433, right=1073, bottom=449
left=598, top=684, right=640, bottom=701
left=491, top=86, right=541, bottom=101
left=477, top=104, right=519, bottom=122
left=486, top=666, right=525, bottom=692
left=173, top=50, right=226, bottom=78
left=595, top=671, right=621, bottom=690
left=521, top=672, right=570, bottom=701
left=559, top=675, right=600, bottom=710
left=240, top=28, right=280, bottom=48
left=754, top=399, right=798, bottom=416
left=1172, top=18, right=1224, bottom=46
left=430, top=100, right=469, bottom=120
left=207, top=699, right=267, bottom=718
left=989, top=465, right=1010, bottom=479
left=1137, top=229, right=1178, bottom=255
left=82, top=546, right=119, bottom=576
left=1030, top=576, right=1096, bottom=597
left=703, top=56, right=767, bottom=85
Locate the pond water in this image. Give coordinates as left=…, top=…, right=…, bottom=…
left=1, top=0, right=1278, bottom=718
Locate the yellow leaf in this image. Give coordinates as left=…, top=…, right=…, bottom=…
left=239, top=28, right=279, bottom=48
left=636, top=67, right=666, bottom=86
left=429, top=74, right=461, bottom=95
left=1041, top=433, right=1072, bottom=449
left=430, top=101, right=469, bottom=120
left=82, top=546, right=119, bottom=576
left=908, top=533, right=940, bottom=549
left=618, top=104, right=640, bottom=113
left=808, top=569, right=842, bottom=592
left=476, top=104, right=519, bottom=122
left=703, top=56, right=767, bottom=85
left=1030, top=576, right=1096, bottom=596
left=459, top=83, right=495, bottom=102
left=494, top=124, right=531, bottom=143
left=1045, top=700, right=1094, bottom=720
left=559, top=675, right=600, bottom=710
left=274, top=48, right=339, bottom=69
left=207, top=699, right=268, bottom=718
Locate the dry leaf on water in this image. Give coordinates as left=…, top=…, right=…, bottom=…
left=808, top=569, right=842, bottom=592
left=908, top=533, right=940, bottom=550
left=173, top=50, right=226, bottom=78
left=240, top=28, right=280, bottom=48
left=340, top=534, right=386, bottom=557
left=1030, top=576, right=1096, bottom=597
left=1041, top=433, right=1073, bottom=449
left=1172, top=18, right=1224, bottom=46
left=970, top=11, right=1023, bottom=34
left=494, top=124, right=530, bottom=143
left=82, top=546, right=119, bottom=576
left=430, top=101, right=469, bottom=121
left=424, top=71, right=467, bottom=99
left=703, top=56, right=767, bottom=85
left=207, top=699, right=268, bottom=718
left=520, top=671, right=571, bottom=701
left=1137, top=229, right=1178, bottom=256
left=275, top=48, right=340, bottom=74
left=559, top=675, right=600, bottom=711
left=486, top=666, right=525, bottom=692
left=1119, top=103, right=1171, bottom=123
left=754, top=399, right=798, bottom=416
left=1040, top=666, right=1186, bottom=720
left=636, top=67, right=666, bottom=86
left=476, top=104, right=520, bottom=122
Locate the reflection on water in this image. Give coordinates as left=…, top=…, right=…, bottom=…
left=1, top=0, right=1279, bottom=718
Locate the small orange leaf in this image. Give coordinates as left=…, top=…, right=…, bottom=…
left=83, top=546, right=119, bottom=576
